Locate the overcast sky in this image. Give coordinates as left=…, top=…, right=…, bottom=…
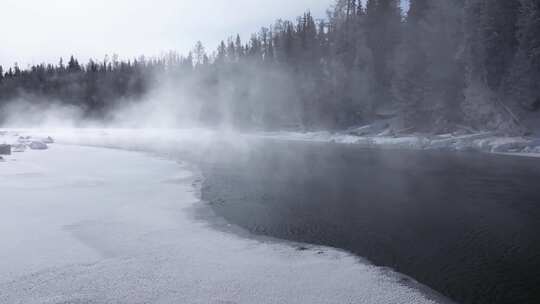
left=0, top=0, right=337, bottom=68
left=0, top=1, right=410, bottom=69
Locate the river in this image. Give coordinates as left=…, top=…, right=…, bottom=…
left=199, top=139, right=540, bottom=304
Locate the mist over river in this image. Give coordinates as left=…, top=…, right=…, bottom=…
left=198, top=139, right=540, bottom=304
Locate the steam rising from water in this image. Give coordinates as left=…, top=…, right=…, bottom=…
left=1, top=97, right=86, bottom=128
left=0, top=61, right=303, bottom=132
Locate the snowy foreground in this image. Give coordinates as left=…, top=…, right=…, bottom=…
left=0, top=131, right=450, bottom=304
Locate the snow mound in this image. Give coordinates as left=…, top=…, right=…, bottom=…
left=42, top=136, right=55, bottom=144
left=11, top=144, right=27, bottom=153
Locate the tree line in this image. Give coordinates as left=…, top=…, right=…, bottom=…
left=1, top=0, right=539, bottom=133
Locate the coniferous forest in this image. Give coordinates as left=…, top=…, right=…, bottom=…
left=1, top=0, right=539, bottom=134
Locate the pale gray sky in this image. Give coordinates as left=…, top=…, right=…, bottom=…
left=0, top=0, right=333, bottom=68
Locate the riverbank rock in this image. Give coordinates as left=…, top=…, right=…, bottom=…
left=0, top=144, right=11, bottom=155
left=42, top=136, right=55, bottom=144
left=29, top=141, right=48, bottom=150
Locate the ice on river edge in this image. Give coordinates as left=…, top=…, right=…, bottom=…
left=0, top=130, right=452, bottom=304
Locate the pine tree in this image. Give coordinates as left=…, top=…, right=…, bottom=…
left=392, top=0, right=430, bottom=129
left=248, top=34, right=262, bottom=60
left=184, top=52, right=194, bottom=70
left=68, top=55, right=81, bottom=72
left=263, top=29, right=275, bottom=63
left=13, top=63, right=21, bottom=77
left=193, top=41, right=206, bottom=66
left=235, top=35, right=244, bottom=59
left=226, top=38, right=236, bottom=62
left=507, top=0, right=540, bottom=111
left=365, top=0, right=402, bottom=107
left=424, top=0, right=466, bottom=128
left=482, top=0, right=521, bottom=91
left=407, top=0, right=429, bottom=22
left=463, top=0, right=520, bottom=132
left=217, top=41, right=227, bottom=64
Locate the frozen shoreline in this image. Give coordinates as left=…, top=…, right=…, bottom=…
left=0, top=133, right=451, bottom=304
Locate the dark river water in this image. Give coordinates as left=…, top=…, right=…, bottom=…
left=196, top=139, right=540, bottom=304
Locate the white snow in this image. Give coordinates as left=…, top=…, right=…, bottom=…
left=0, top=137, right=448, bottom=304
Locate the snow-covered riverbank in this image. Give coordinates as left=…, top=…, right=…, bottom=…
left=256, top=129, right=540, bottom=156
left=0, top=136, right=450, bottom=303
left=3, top=127, right=540, bottom=158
